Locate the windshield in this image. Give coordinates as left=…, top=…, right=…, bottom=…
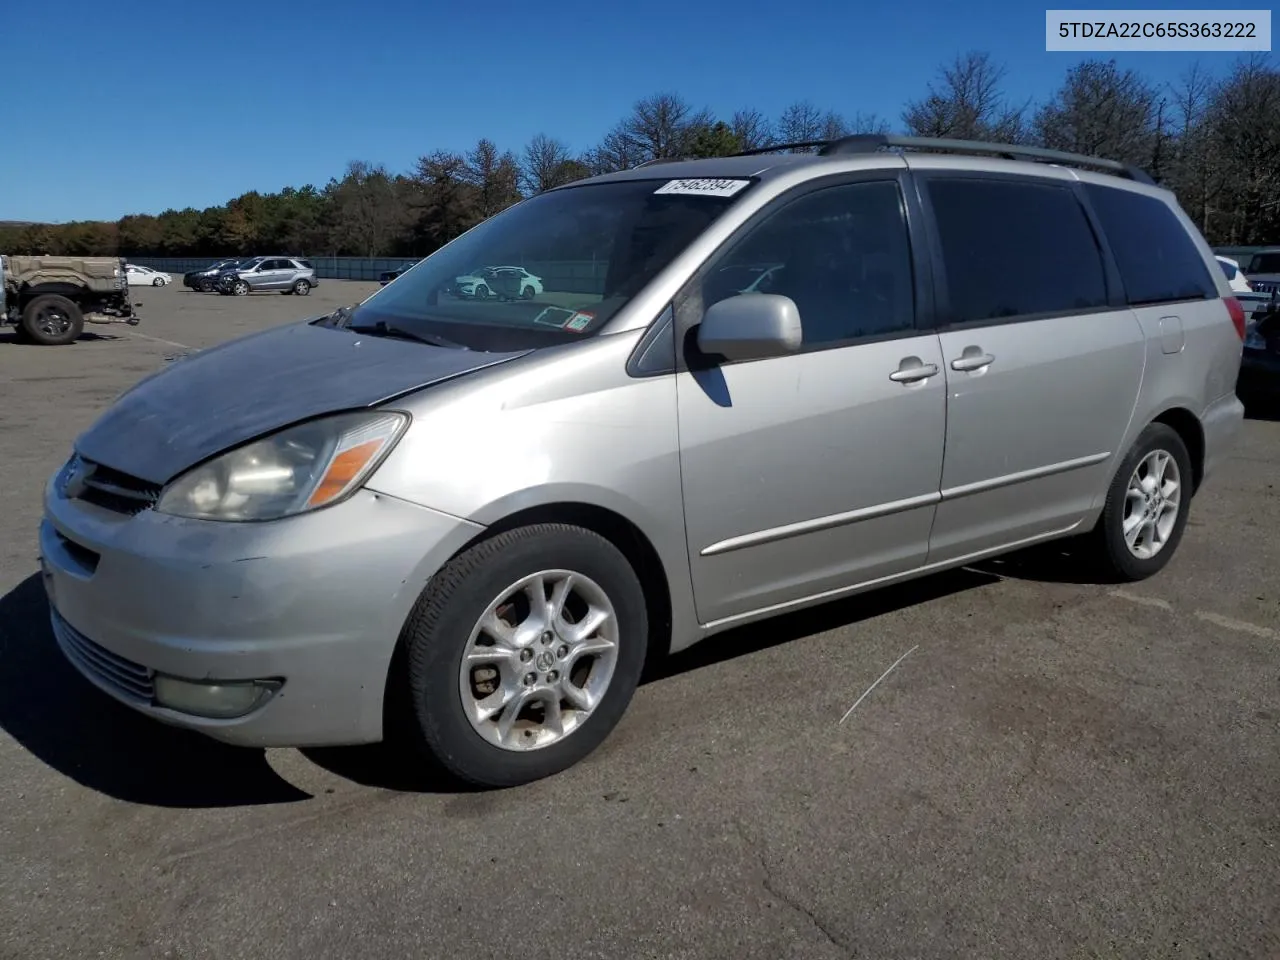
left=343, top=177, right=753, bottom=351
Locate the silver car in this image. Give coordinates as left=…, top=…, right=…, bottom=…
left=220, top=256, right=317, bottom=296
left=39, top=135, right=1246, bottom=787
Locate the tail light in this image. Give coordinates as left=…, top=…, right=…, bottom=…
left=1225, top=297, right=1246, bottom=340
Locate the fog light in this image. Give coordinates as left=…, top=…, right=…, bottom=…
left=153, top=675, right=282, bottom=719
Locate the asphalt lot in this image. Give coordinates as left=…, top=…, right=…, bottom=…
left=1, top=281, right=1278, bottom=959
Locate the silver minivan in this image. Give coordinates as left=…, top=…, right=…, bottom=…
left=40, top=136, right=1247, bottom=787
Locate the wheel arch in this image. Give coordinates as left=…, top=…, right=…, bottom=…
left=20, top=282, right=86, bottom=303
left=457, top=501, right=674, bottom=677
left=1148, top=405, right=1206, bottom=494
left=379, top=498, right=679, bottom=744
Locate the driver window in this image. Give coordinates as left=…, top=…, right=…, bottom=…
left=699, top=180, right=916, bottom=346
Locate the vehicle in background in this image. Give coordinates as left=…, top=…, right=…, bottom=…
left=1237, top=303, right=1280, bottom=400
left=39, top=135, right=1246, bottom=788
left=126, top=264, right=172, bottom=287
left=380, top=261, right=420, bottom=285
left=1245, top=248, right=1280, bottom=297
left=184, top=259, right=242, bottom=291
left=453, top=265, right=543, bottom=300
left=216, top=257, right=317, bottom=296
left=2, top=255, right=139, bottom=344
left=1215, top=256, right=1253, bottom=294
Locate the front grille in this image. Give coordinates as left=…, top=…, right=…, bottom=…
left=51, top=609, right=155, bottom=703
left=75, top=459, right=161, bottom=515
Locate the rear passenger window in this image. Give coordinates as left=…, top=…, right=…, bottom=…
left=1084, top=183, right=1217, bottom=305
left=926, top=177, right=1108, bottom=324
left=701, top=180, right=916, bottom=346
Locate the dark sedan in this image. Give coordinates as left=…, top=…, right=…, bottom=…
left=379, top=261, right=420, bottom=285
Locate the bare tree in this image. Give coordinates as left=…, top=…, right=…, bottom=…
left=615, top=93, right=710, bottom=161
left=847, top=111, right=891, bottom=135
left=1205, top=55, right=1280, bottom=243
left=903, top=51, right=1027, bottom=142
left=465, top=138, right=522, bottom=220
left=777, top=100, right=825, bottom=146
left=1168, top=62, right=1221, bottom=233
left=730, top=108, right=773, bottom=150
left=821, top=110, right=848, bottom=140
left=410, top=151, right=475, bottom=252
left=1034, top=59, right=1164, bottom=169
left=521, top=133, right=574, bottom=194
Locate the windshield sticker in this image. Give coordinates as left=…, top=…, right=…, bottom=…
left=533, top=307, right=576, bottom=329
left=565, top=312, right=593, bottom=332
left=654, top=178, right=751, bottom=198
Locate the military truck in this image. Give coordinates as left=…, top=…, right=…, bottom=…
left=1, top=255, right=140, bottom=345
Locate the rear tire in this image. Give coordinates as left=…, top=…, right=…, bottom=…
left=21, top=295, right=84, bottom=345
left=1086, top=422, right=1193, bottom=582
left=398, top=523, right=648, bottom=788
left=293, top=279, right=311, bottom=296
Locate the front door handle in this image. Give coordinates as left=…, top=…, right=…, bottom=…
left=951, top=348, right=996, bottom=372
left=889, top=357, right=940, bottom=383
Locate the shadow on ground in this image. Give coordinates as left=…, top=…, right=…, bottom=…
left=0, top=330, right=122, bottom=346
left=0, top=546, right=1083, bottom=802
left=0, top=573, right=310, bottom=808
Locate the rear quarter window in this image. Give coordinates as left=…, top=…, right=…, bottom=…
left=1083, top=184, right=1217, bottom=306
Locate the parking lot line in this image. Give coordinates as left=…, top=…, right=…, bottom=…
left=1193, top=611, right=1277, bottom=641
left=1108, top=589, right=1175, bottom=611
left=121, top=329, right=193, bottom=350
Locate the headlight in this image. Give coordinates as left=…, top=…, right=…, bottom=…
left=155, top=411, right=408, bottom=521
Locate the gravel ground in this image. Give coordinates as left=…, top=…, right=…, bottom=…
left=1, top=281, right=1278, bottom=959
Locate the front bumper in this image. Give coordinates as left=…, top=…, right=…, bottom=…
left=40, top=481, right=482, bottom=747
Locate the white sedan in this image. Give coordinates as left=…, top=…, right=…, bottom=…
left=1215, top=256, right=1253, bottom=295
left=126, top=264, right=172, bottom=287
left=454, top=266, right=543, bottom=300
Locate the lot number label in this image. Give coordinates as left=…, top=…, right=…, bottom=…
left=654, top=178, right=751, bottom=197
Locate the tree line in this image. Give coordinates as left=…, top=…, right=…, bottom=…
left=2, top=52, right=1277, bottom=260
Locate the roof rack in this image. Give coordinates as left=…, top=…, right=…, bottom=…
left=732, top=134, right=1155, bottom=184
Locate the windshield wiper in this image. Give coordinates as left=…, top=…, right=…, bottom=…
left=349, top=320, right=469, bottom=350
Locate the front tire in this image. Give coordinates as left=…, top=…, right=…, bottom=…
left=21, top=294, right=84, bottom=345
left=152, top=277, right=165, bottom=287
left=1087, top=422, right=1192, bottom=582
left=400, top=523, right=648, bottom=788
left=232, top=280, right=250, bottom=296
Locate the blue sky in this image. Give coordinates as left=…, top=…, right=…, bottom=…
left=0, top=0, right=1254, bottom=223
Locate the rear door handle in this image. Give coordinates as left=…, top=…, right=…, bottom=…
left=951, top=350, right=995, bottom=372
left=889, top=358, right=940, bottom=383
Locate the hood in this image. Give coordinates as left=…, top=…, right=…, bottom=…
left=74, top=320, right=529, bottom=485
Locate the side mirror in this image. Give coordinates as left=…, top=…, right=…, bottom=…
left=696, top=293, right=803, bottom=362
